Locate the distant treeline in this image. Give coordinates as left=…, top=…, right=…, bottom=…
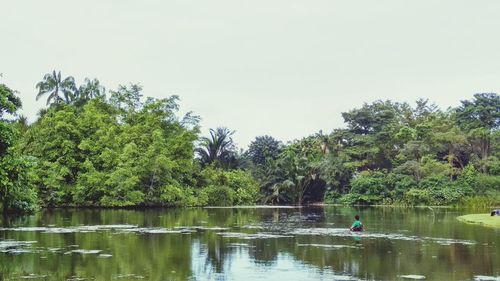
left=0, top=71, right=499, bottom=213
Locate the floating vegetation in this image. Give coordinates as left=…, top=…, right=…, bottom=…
left=70, top=249, right=102, bottom=254
left=426, top=237, right=476, bottom=246
left=115, top=273, right=145, bottom=279
left=0, top=225, right=235, bottom=235
left=98, top=254, right=113, bottom=258
left=474, top=276, right=500, bottom=281
left=0, top=240, right=37, bottom=254
left=18, top=273, right=48, bottom=279
left=399, top=275, right=426, bottom=279
left=47, top=248, right=63, bottom=252
left=118, top=227, right=193, bottom=234
left=239, top=225, right=266, bottom=230
left=289, top=228, right=476, bottom=245
left=0, top=225, right=138, bottom=234
left=227, top=243, right=256, bottom=248
left=174, top=226, right=231, bottom=231
left=297, top=243, right=359, bottom=249
left=66, top=277, right=88, bottom=281
left=217, top=232, right=293, bottom=240
left=326, top=275, right=362, bottom=281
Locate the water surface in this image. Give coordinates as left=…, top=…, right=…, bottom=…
left=0, top=207, right=499, bottom=280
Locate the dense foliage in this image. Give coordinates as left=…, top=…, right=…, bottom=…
left=0, top=83, right=38, bottom=213
left=0, top=71, right=499, bottom=212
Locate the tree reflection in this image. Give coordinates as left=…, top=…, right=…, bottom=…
left=0, top=207, right=499, bottom=280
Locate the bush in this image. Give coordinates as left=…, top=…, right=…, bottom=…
left=427, top=184, right=468, bottom=205
left=460, top=195, right=498, bottom=209
left=324, top=188, right=341, bottom=203
left=476, top=174, right=500, bottom=193
left=387, top=173, right=417, bottom=200
left=404, top=188, right=430, bottom=206
left=348, top=170, right=387, bottom=204
left=200, top=167, right=258, bottom=205
left=339, top=193, right=361, bottom=205
left=158, top=186, right=200, bottom=207
left=159, top=185, right=188, bottom=207
left=200, top=185, right=235, bottom=206
left=0, top=155, right=39, bottom=213
left=418, top=175, right=448, bottom=190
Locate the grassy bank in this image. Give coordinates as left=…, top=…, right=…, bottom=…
left=457, top=214, right=500, bottom=228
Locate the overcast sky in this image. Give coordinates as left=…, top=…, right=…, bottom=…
left=1, top=0, right=499, bottom=147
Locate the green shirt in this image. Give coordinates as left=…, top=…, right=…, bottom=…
left=352, top=220, right=362, bottom=228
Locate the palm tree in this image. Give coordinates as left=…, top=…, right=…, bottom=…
left=36, top=71, right=76, bottom=105
left=196, top=127, right=236, bottom=168
left=17, top=114, right=29, bottom=133
left=77, top=78, right=106, bottom=101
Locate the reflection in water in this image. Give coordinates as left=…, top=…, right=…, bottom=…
left=0, top=207, right=499, bottom=280
left=353, top=235, right=362, bottom=244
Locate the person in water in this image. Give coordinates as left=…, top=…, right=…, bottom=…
left=350, top=215, right=364, bottom=232
left=491, top=209, right=500, bottom=216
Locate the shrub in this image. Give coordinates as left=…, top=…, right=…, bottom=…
left=324, top=188, right=341, bottom=203
left=0, top=155, right=39, bottom=213
left=200, top=167, right=258, bottom=205
left=476, top=174, right=500, bottom=193
left=404, top=188, right=430, bottom=206
left=427, top=185, right=466, bottom=205
left=200, top=185, right=235, bottom=206
left=348, top=170, right=387, bottom=204
left=339, top=193, right=361, bottom=205
left=160, top=185, right=187, bottom=207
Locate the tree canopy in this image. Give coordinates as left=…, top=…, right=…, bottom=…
left=0, top=71, right=499, bottom=212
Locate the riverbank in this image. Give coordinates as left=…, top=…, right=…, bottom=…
left=457, top=214, right=500, bottom=228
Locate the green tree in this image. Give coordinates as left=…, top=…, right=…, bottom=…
left=0, top=84, right=21, bottom=156
left=196, top=127, right=237, bottom=169
left=247, top=135, right=282, bottom=165
left=36, top=70, right=77, bottom=105
left=260, top=139, right=324, bottom=205
left=0, top=82, right=38, bottom=213
left=74, top=78, right=106, bottom=105
left=456, top=93, right=500, bottom=172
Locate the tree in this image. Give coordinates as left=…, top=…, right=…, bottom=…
left=36, top=71, right=77, bottom=105
left=196, top=127, right=237, bottom=169
left=0, top=82, right=38, bottom=213
left=260, top=139, right=324, bottom=205
left=247, top=135, right=282, bottom=165
left=0, top=84, right=22, bottom=156
left=456, top=93, right=500, bottom=131
left=0, top=83, right=21, bottom=118
left=76, top=78, right=106, bottom=102
left=456, top=93, right=500, bottom=172
left=109, top=84, right=143, bottom=111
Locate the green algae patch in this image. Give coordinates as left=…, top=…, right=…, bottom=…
left=457, top=214, right=500, bottom=228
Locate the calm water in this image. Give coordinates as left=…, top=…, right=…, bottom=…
left=0, top=207, right=499, bottom=281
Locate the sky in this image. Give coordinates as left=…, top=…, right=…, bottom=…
left=1, top=0, right=499, bottom=148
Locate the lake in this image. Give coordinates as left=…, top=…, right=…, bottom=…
left=0, top=206, right=499, bottom=280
